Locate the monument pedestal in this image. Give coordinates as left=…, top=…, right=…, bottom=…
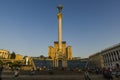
left=53, top=51, right=67, bottom=69
left=54, top=59, right=58, bottom=68
left=62, top=60, right=67, bottom=68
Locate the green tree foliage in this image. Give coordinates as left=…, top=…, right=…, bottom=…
left=48, top=56, right=52, bottom=59
left=40, top=55, right=44, bottom=58
left=10, top=52, right=16, bottom=59
left=6, top=62, right=12, bottom=67
left=12, top=61, right=21, bottom=67
left=0, top=60, right=3, bottom=65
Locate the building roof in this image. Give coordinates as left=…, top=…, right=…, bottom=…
left=101, top=43, right=120, bottom=53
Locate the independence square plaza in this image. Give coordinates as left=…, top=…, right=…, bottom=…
left=0, top=5, right=120, bottom=80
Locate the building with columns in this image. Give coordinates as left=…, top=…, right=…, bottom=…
left=102, top=43, right=120, bottom=69
left=0, top=49, right=10, bottom=59
left=48, top=41, right=72, bottom=60
left=89, top=43, right=120, bottom=69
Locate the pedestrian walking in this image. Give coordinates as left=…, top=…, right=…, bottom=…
left=0, top=66, right=3, bottom=80
left=14, top=68, right=19, bottom=77
left=115, top=63, right=120, bottom=78
left=30, top=68, right=35, bottom=75
left=84, top=70, right=91, bottom=80
left=107, top=68, right=113, bottom=80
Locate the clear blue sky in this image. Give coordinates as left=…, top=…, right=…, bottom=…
left=0, top=0, right=120, bottom=58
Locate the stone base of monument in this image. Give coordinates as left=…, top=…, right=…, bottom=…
left=20, top=65, right=32, bottom=70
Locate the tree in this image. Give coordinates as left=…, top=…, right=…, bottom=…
left=48, top=56, right=52, bottom=59
left=12, top=61, right=21, bottom=67
left=0, top=60, right=3, bottom=65
left=10, top=52, right=16, bottom=59
left=40, top=55, right=44, bottom=58
left=6, top=62, right=12, bottom=67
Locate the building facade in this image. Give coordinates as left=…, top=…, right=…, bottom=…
left=32, top=58, right=88, bottom=70
left=67, top=59, right=88, bottom=70
left=88, top=43, right=120, bottom=69
left=102, top=43, right=120, bottom=69
left=0, top=49, right=10, bottom=59
left=15, top=54, right=23, bottom=60
left=48, top=41, right=72, bottom=60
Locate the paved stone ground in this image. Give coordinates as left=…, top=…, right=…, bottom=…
left=2, top=74, right=120, bottom=80
left=1, top=75, right=105, bottom=80
left=0, top=70, right=120, bottom=80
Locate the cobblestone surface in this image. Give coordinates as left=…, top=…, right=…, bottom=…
left=1, top=70, right=120, bottom=80
left=1, top=75, right=120, bottom=80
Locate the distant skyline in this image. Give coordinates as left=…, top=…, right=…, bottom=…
left=0, top=0, right=120, bottom=58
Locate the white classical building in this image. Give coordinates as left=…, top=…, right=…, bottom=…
left=0, top=49, right=10, bottom=59
left=102, top=43, right=120, bottom=69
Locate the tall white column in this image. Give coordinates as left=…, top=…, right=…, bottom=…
left=118, top=50, right=120, bottom=59
left=57, top=12, right=62, bottom=51
left=112, top=51, right=116, bottom=61
left=57, top=5, right=63, bottom=52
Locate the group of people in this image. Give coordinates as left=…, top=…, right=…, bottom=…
left=0, top=64, right=119, bottom=80
left=102, top=64, right=120, bottom=80
left=103, top=68, right=113, bottom=80
left=84, top=63, right=120, bottom=80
